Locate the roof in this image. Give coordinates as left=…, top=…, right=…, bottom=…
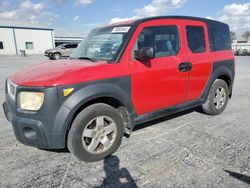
left=54, top=35, right=84, bottom=39
left=54, top=35, right=84, bottom=42
left=135, top=16, right=227, bottom=26
left=110, top=16, right=228, bottom=28
left=109, top=19, right=137, bottom=26
left=0, top=20, right=53, bottom=30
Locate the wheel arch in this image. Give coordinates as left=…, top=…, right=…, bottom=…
left=53, top=82, right=136, bottom=147
left=51, top=51, right=61, bottom=58
left=69, top=96, right=134, bottom=134
left=201, top=63, right=234, bottom=101
left=217, top=74, right=232, bottom=98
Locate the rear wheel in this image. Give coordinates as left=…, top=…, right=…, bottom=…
left=67, top=103, right=124, bottom=162
left=202, top=79, right=229, bottom=115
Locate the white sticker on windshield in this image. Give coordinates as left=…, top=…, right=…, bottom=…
left=111, top=26, right=131, bottom=33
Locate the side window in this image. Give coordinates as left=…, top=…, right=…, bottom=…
left=186, top=26, right=206, bottom=53
left=72, top=44, right=78, bottom=48
left=25, top=42, right=34, bottom=50
left=135, top=26, right=180, bottom=58
left=0, top=41, right=3, bottom=49
left=64, top=44, right=70, bottom=49
left=65, top=44, right=78, bottom=48
left=211, top=27, right=231, bottom=51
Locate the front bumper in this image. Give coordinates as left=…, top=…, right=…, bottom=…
left=44, top=51, right=52, bottom=57
left=3, top=83, right=71, bottom=149
left=2, top=102, right=11, bottom=121
left=3, top=102, right=52, bottom=148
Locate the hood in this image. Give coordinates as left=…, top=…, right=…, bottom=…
left=45, top=48, right=54, bottom=51
left=45, top=47, right=59, bottom=52
left=10, top=59, right=124, bottom=87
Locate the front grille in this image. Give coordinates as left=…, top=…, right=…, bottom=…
left=7, top=79, right=17, bottom=101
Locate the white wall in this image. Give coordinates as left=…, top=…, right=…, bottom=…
left=0, top=28, right=53, bottom=55
left=14, top=29, right=53, bottom=54
left=0, top=28, right=17, bottom=55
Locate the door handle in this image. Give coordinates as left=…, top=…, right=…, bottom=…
left=178, top=62, right=192, bottom=72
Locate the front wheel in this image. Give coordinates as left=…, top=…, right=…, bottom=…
left=52, top=52, right=61, bottom=60
left=67, top=103, right=124, bottom=162
left=202, top=79, right=229, bottom=115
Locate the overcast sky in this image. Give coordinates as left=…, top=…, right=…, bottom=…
left=0, top=0, right=249, bottom=37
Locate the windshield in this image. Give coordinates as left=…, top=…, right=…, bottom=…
left=56, top=44, right=64, bottom=48
left=70, top=26, right=131, bottom=61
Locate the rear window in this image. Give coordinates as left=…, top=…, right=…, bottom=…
left=186, top=26, right=206, bottom=53
left=210, top=27, right=231, bottom=51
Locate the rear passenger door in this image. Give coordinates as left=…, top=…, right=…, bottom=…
left=129, top=20, right=189, bottom=115
left=61, top=44, right=71, bottom=56
left=184, top=22, right=212, bottom=102
left=70, top=43, right=78, bottom=54
left=62, top=44, right=75, bottom=56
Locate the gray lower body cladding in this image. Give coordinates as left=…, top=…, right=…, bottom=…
left=3, top=76, right=133, bottom=149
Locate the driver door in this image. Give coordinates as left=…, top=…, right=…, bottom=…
left=130, top=20, right=189, bottom=115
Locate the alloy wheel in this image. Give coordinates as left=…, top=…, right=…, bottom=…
left=213, top=86, right=226, bottom=109
left=82, top=116, right=117, bottom=154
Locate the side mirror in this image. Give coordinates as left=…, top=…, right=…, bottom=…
left=134, top=47, right=155, bottom=61
left=61, top=46, right=66, bottom=49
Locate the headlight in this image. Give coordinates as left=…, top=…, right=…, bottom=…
left=19, top=91, right=44, bottom=111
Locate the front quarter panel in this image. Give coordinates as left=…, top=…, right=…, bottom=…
left=53, top=76, right=135, bottom=136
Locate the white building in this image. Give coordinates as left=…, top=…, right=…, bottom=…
left=54, top=35, right=84, bottom=46
left=0, top=20, right=54, bottom=55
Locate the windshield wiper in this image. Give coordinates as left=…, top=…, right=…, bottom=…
left=77, top=56, right=97, bottom=62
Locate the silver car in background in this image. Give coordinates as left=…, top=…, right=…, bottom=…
left=44, top=43, right=78, bottom=60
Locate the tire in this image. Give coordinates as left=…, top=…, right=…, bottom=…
left=52, top=52, right=61, bottom=60
left=67, top=103, right=124, bottom=162
left=202, top=79, right=229, bottom=115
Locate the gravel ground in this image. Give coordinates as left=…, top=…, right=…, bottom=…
left=0, top=55, right=249, bottom=188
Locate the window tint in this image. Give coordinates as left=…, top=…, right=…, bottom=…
left=64, top=44, right=70, bottom=49
left=186, top=26, right=206, bottom=53
left=25, top=42, right=34, bottom=50
left=135, top=26, right=180, bottom=58
left=210, top=27, right=231, bottom=51
left=65, top=44, right=78, bottom=48
left=0, top=42, right=3, bottom=49
left=71, top=44, right=78, bottom=48
left=71, top=26, right=128, bottom=61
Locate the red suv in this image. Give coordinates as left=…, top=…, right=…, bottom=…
left=3, top=16, right=234, bottom=162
